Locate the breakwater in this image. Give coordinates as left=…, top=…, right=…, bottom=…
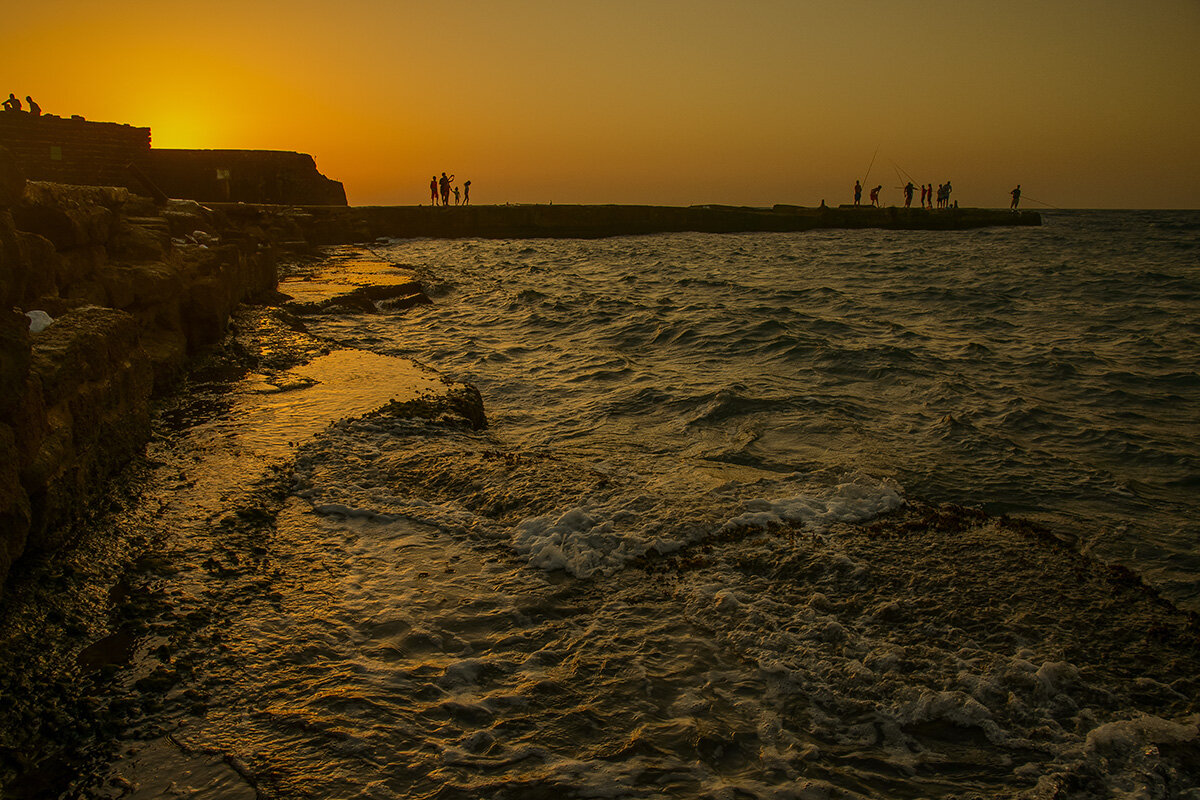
left=217, top=202, right=1040, bottom=244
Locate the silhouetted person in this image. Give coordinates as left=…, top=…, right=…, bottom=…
left=903, top=182, right=915, bottom=208
left=853, top=180, right=862, bottom=205
left=869, top=185, right=881, bottom=207
left=453, top=186, right=460, bottom=205
left=430, top=176, right=438, bottom=206
left=463, top=180, right=471, bottom=205
left=2, top=94, right=20, bottom=112
left=920, top=184, right=929, bottom=208
left=1010, top=184, right=1021, bottom=210
left=439, top=172, right=453, bottom=206
left=944, top=181, right=952, bottom=207
left=25, top=96, right=40, bottom=116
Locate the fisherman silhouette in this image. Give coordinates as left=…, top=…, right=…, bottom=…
left=869, top=185, right=881, bottom=207
left=2, top=94, right=20, bottom=112
left=463, top=180, right=471, bottom=205
left=1010, top=184, right=1021, bottom=210
left=854, top=181, right=862, bottom=205
left=903, top=182, right=915, bottom=208
left=430, top=176, right=438, bottom=206
left=25, top=96, right=40, bottom=116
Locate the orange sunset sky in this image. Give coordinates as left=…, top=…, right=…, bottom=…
left=6, top=0, right=1199, bottom=209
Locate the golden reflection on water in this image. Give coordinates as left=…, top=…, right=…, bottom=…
left=225, top=349, right=445, bottom=459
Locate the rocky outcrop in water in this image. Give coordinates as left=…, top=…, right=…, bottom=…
left=0, top=147, right=281, bottom=589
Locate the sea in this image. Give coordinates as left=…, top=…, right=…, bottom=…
left=9, top=210, right=1200, bottom=799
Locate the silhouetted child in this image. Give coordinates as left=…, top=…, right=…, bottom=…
left=453, top=186, right=460, bottom=205
left=2, top=94, right=20, bottom=112
left=463, top=180, right=471, bottom=205
left=25, top=96, right=40, bottom=116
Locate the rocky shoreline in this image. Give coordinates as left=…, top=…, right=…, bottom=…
left=0, top=156, right=297, bottom=590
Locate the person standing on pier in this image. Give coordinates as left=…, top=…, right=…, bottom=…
left=944, top=181, right=953, bottom=208
left=1010, top=184, right=1021, bottom=210
left=453, top=185, right=460, bottom=205
left=903, top=182, right=915, bottom=208
left=463, top=180, right=471, bottom=205
left=430, top=176, right=439, bottom=206
left=2, top=94, right=20, bottom=112
left=854, top=181, right=862, bottom=205
left=439, top=172, right=453, bottom=206
left=869, top=185, right=881, bottom=207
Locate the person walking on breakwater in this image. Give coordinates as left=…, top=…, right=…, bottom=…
left=430, top=176, right=439, bottom=206
left=463, top=180, right=471, bottom=205
left=869, top=185, right=881, bottom=207
left=853, top=180, right=862, bottom=205
left=1010, top=184, right=1021, bottom=210
left=903, top=182, right=915, bottom=208
left=439, top=172, right=453, bottom=207
left=25, top=96, right=40, bottom=116
left=2, top=94, right=20, bottom=112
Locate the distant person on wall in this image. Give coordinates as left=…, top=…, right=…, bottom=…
left=853, top=180, right=862, bottom=205
left=453, top=186, right=460, bottom=205
left=463, top=180, right=471, bottom=205
left=920, top=184, right=929, bottom=209
left=1010, top=184, right=1021, bottom=210
left=944, top=181, right=952, bottom=207
left=25, top=96, right=40, bottom=116
left=439, top=172, right=453, bottom=206
left=903, top=182, right=915, bottom=208
left=869, top=185, right=881, bottom=207
left=2, top=94, right=20, bottom=112
left=430, top=176, right=439, bottom=205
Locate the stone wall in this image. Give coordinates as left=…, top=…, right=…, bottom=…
left=0, top=113, right=346, bottom=206
left=145, top=149, right=347, bottom=206
left=0, top=146, right=280, bottom=590
left=0, top=112, right=150, bottom=193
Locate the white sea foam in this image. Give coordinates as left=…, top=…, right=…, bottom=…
left=719, top=478, right=904, bottom=534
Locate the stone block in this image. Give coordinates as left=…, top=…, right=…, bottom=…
left=0, top=145, right=25, bottom=208
left=0, top=308, right=30, bottom=417
left=0, top=423, right=32, bottom=588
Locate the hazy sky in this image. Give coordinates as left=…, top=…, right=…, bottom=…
left=6, top=1, right=1199, bottom=208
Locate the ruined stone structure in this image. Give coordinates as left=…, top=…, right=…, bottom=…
left=0, top=112, right=346, bottom=206
left=0, top=144, right=284, bottom=589
left=0, top=113, right=150, bottom=192
left=145, top=149, right=346, bottom=206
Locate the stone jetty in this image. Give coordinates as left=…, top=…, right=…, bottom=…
left=284, top=202, right=1040, bottom=244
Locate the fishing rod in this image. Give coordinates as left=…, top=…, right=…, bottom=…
left=861, top=146, right=880, bottom=186
left=1022, top=196, right=1064, bottom=210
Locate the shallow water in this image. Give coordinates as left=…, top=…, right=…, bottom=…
left=5, top=211, right=1200, bottom=799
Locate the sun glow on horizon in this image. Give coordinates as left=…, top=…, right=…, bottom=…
left=4, top=0, right=1198, bottom=208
